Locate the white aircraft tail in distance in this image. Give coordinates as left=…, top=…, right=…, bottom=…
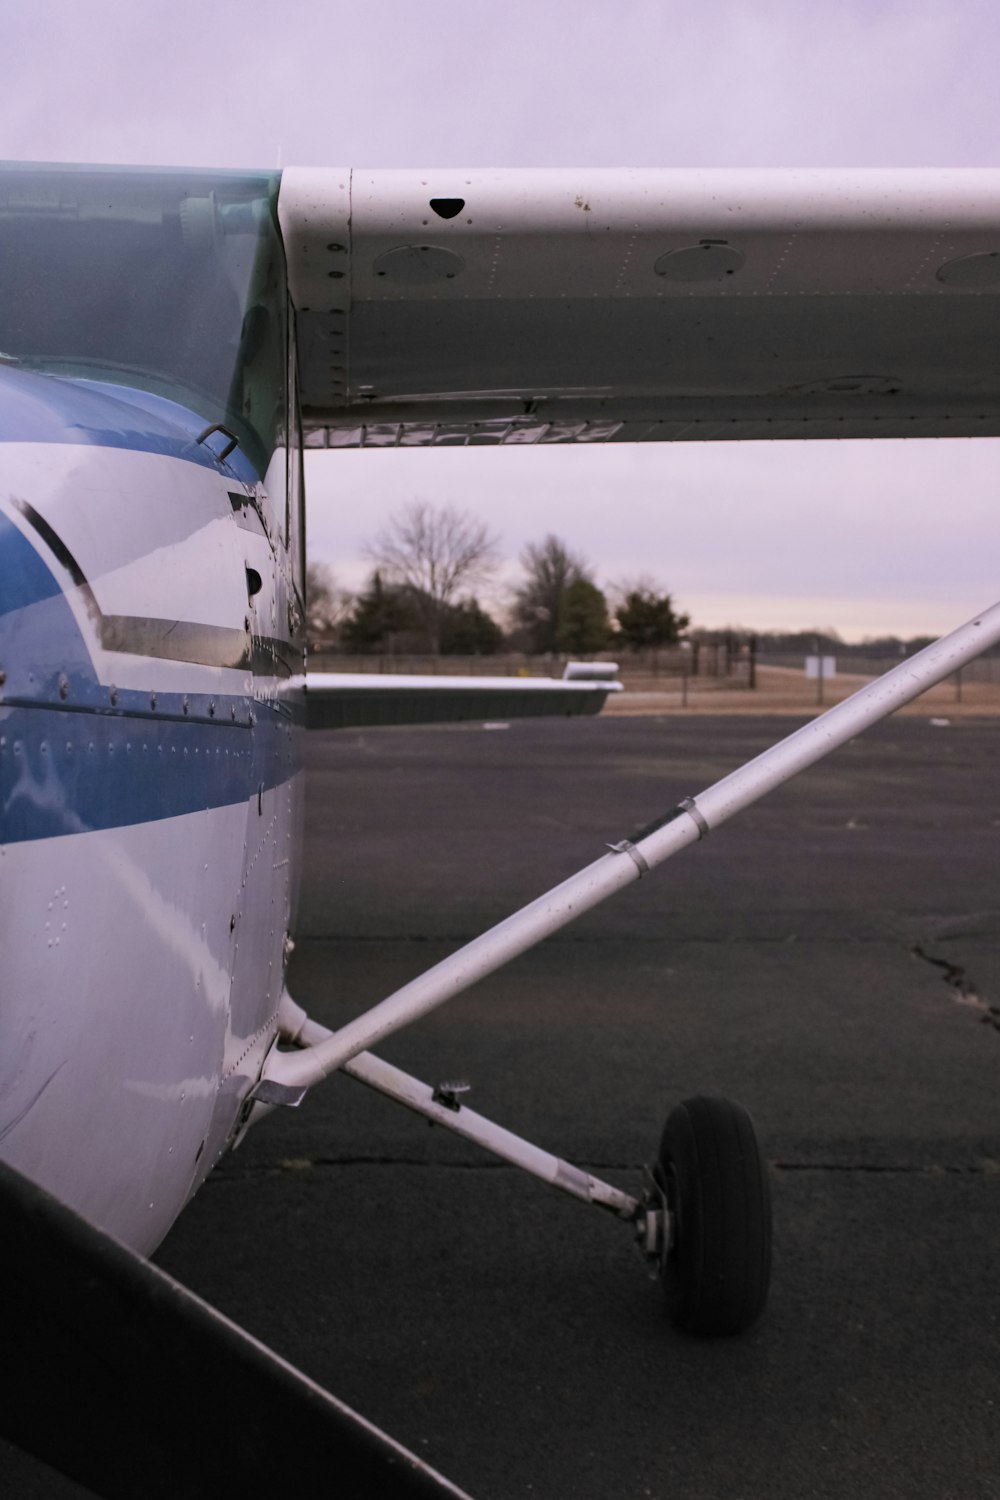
left=2, top=162, right=999, bottom=1496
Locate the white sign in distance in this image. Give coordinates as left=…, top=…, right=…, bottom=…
left=805, top=656, right=837, bottom=679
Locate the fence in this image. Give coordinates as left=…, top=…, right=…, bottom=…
left=758, top=652, right=1000, bottom=685
left=307, top=645, right=755, bottom=691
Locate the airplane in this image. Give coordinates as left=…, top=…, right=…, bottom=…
left=2, top=161, right=1000, bottom=1497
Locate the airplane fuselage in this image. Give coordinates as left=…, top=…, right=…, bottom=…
left=0, top=165, right=305, bottom=1252
left=0, top=373, right=303, bottom=1252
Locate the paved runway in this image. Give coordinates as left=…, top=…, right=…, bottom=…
left=11, top=714, right=1000, bottom=1496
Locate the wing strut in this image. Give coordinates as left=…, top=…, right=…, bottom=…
left=256, top=596, right=1000, bottom=1106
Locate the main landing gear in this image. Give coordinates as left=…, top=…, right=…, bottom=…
left=650, top=1095, right=771, bottom=1336
left=273, top=995, right=771, bottom=1338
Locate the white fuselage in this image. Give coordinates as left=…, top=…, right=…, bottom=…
left=1, top=415, right=304, bottom=1253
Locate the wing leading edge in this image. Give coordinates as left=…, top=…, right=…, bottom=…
left=278, top=168, right=1000, bottom=447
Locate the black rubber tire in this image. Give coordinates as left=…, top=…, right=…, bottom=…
left=656, top=1095, right=771, bottom=1336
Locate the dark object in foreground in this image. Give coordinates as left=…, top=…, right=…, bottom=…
left=0, top=1159, right=471, bottom=1500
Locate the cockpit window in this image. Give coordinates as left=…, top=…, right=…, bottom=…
left=0, top=164, right=286, bottom=476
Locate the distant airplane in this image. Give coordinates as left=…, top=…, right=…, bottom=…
left=2, top=163, right=999, bottom=1496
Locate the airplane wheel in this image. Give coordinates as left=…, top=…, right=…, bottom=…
left=656, top=1095, right=771, bottom=1336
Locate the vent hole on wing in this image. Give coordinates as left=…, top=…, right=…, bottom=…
left=429, top=198, right=465, bottom=219
left=246, top=568, right=263, bottom=599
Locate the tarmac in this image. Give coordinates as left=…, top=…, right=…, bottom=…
left=8, top=710, right=1000, bottom=1497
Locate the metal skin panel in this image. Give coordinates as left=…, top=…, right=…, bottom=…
left=0, top=369, right=304, bottom=1254
left=1, top=442, right=255, bottom=659
left=210, top=774, right=301, bottom=1176
left=279, top=168, right=1000, bottom=444
left=1, top=806, right=247, bottom=1253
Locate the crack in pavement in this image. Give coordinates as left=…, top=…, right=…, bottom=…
left=912, top=943, right=1000, bottom=1030
left=770, top=1159, right=1000, bottom=1175
left=205, top=1155, right=1000, bottom=1184
left=299, top=929, right=940, bottom=946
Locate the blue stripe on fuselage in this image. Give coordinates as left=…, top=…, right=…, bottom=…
left=0, top=509, right=63, bottom=616
left=0, top=365, right=260, bottom=483
left=0, top=510, right=103, bottom=711
left=1, top=701, right=297, bottom=843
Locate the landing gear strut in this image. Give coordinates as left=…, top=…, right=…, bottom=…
left=276, top=996, right=772, bottom=1337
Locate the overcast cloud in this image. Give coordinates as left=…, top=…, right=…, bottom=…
left=3, top=1, right=998, bottom=637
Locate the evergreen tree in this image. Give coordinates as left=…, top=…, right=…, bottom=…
left=440, top=598, right=504, bottom=655
left=615, top=588, right=690, bottom=650
left=557, top=578, right=612, bottom=654
left=341, top=572, right=418, bottom=653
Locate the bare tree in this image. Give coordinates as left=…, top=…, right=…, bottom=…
left=305, top=563, right=353, bottom=645
left=365, top=500, right=501, bottom=652
left=605, top=573, right=665, bottom=611
left=513, top=534, right=592, bottom=654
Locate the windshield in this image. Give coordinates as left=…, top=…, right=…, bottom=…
left=0, top=164, right=285, bottom=475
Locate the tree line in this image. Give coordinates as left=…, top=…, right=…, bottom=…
left=307, top=501, right=689, bottom=656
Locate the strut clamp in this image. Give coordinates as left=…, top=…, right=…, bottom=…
left=606, top=839, right=651, bottom=876
left=678, top=796, right=710, bottom=839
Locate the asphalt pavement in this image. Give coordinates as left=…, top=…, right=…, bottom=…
left=10, top=713, right=1000, bottom=1497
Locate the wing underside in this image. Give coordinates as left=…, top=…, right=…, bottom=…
left=277, top=168, right=1000, bottom=448
left=304, top=671, right=620, bottom=729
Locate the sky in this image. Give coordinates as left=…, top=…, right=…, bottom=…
left=2, top=0, right=998, bottom=639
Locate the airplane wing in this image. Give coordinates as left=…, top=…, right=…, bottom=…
left=278, top=168, right=1000, bottom=448
left=304, top=666, right=621, bottom=729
